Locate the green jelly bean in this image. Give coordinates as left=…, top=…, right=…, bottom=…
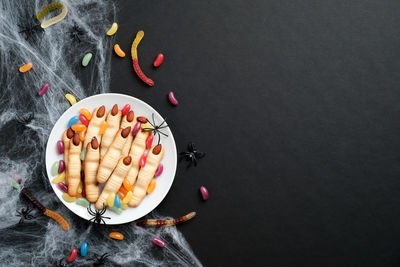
left=82, top=53, right=93, bottom=67
left=80, top=148, right=87, bottom=161
left=109, top=206, right=122, bottom=215
left=51, top=161, right=59, bottom=176
left=76, top=198, right=90, bottom=208
left=10, top=179, right=20, bottom=189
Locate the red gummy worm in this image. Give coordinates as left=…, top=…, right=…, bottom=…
left=133, top=59, right=154, bottom=86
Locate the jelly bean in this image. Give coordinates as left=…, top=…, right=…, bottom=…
left=200, top=186, right=209, bottom=200
left=168, top=91, right=179, bottom=106
left=107, top=192, right=115, bottom=207
left=114, top=44, right=126, bottom=57
left=19, top=62, right=32, bottom=73
left=10, top=179, right=20, bottom=189
left=131, top=122, right=141, bottom=136
left=122, top=178, right=133, bottom=192
left=80, top=148, right=87, bottom=161
left=58, top=160, right=65, bottom=173
left=68, top=115, right=80, bottom=128
left=109, top=232, right=124, bottom=240
left=62, top=193, right=76, bottom=202
left=68, top=248, right=77, bottom=262
left=80, top=242, right=88, bottom=257
left=79, top=114, right=89, bottom=127
left=114, top=193, right=121, bottom=208
left=79, top=129, right=86, bottom=142
left=106, top=22, right=118, bottom=36
left=109, top=206, right=122, bottom=214
left=51, top=161, right=59, bottom=176
left=57, top=140, right=64, bottom=154
left=141, top=123, right=154, bottom=131
left=57, top=182, right=68, bottom=193
left=82, top=53, right=93, bottom=67
left=52, top=172, right=65, bottom=183
left=122, top=191, right=133, bottom=204
left=78, top=182, right=83, bottom=194
left=154, top=163, right=163, bottom=177
left=152, top=237, right=166, bottom=247
left=76, top=198, right=90, bottom=208
left=147, top=180, right=156, bottom=194
left=99, top=121, right=108, bottom=135
left=80, top=108, right=92, bottom=120
left=146, top=134, right=153, bottom=149
left=153, top=53, right=164, bottom=67
left=38, top=83, right=49, bottom=96
left=121, top=104, right=130, bottom=116
left=121, top=203, right=128, bottom=210
left=72, top=124, right=86, bottom=132
left=140, top=153, right=147, bottom=168
left=65, top=93, right=77, bottom=105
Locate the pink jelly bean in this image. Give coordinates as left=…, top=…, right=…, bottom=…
left=140, top=153, right=147, bottom=168
left=132, top=122, right=141, bottom=136
left=146, top=134, right=153, bottom=149
left=57, top=182, right=68, bottom=193
left=10, top=173, right=22, bottom=184
left=121, top=104, right=130, bottom=116
left=58, top=160, right=65, bottom=173
left=57, top=140, right=64, bottom=154
left=152, top=237, right=166, bottom=247
left=154, top=163, right=163, bottom=177
left=168, top=91, right=178, bottom=106
left=200, top=186, right=209, bottom=200
left=79, top=114, right=89, bottom=127
left=153, top=53, right=164, bottom=67
left=68, top=248, right=77, bottom=263
left=38, top=83, right=49, bottom=96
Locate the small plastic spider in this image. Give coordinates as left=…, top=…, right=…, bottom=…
left=56, top=259, right=66, bottom=267
left=179, top=142, right=205, bottom=167
left=16, top=206, right=35, bottom=224
left=87, top=204, right=110, bottom=224
left=68, top=24, right=84, bottom=43
left=16, top=112, right=34, bottom=125
left=92, top=253, right=110, bottom=266
left=142, top=113, right=169, bottom=144
left=18, top=19, right=43, bottom=42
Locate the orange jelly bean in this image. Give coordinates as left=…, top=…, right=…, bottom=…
left=19, top=62, right=33, bottom=73
left=147, top=180, right=156, bottom=194
left=79, top=129, right=86, bottom=141
left=109, top=232, right=124, bottom=240
left=80, top=108, right=92, bottom=120
left=122, top=178, right=133, bottom=192
left=114, top=44, right=126, bottom=57
left=71, top=124, right=86, bottom=132
left=118, top=186, right=128, bottom=199
left=99, top=121, right=108, bottom=135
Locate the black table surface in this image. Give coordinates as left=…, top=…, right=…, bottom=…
left=111, top=1, right=400, bottom=266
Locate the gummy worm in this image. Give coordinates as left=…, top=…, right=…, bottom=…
left=136, top=212, right=196, bottom=227
left=36, top=2, right=68, bottom=29
left=21, top=188, right=69, bottom=230
left=131, top=31, right=154, bottom=86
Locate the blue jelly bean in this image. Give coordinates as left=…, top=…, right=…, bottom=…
left=80, top=242, right=88, bottom=256
left=114, top=194, right=121, bottom=208
left=68, top=115, right=80, bottom=128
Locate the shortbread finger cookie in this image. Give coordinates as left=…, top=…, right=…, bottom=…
left=96, top=127, right=131, bottom=183
left=126, top=129, right=150, bottom=184
left=63, top=128, right=74, bottom=185
left=100, top=104, right=122, bottom=159
left=84, top=137, right=100, bottom=202
left=67, top=133, right=82, bottom=197
left=83, top=105, right=106, bottom=149
left=129, top=144, right=164, bottom=207
left=96, top=156, right=132, bottom=209
left=120, top=111, right=136, bottom=157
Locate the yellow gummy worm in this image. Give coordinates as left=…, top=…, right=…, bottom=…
left=131, top=31, right=144, bottom=60
left=36, top=2, right=68, bottom=29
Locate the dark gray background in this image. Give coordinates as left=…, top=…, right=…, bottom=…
left=108, top=1, right=400, bottom=266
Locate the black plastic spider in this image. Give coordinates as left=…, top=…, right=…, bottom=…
left=16, top=206, right=35, bottom=224
left=18, top=19, right=43, bottom=42
left=16, top=112, right=34, bottom=125
left=91, top=253, right=110, bottom=266
left=87, top=204, right=110, bottom=224
left=56, top=259, right=66, bottom=267
left=68, top=24, right=84, bottom=43
left=142, top=113, right=169, bottom=144
left=179, top=142, right=205, bottom=167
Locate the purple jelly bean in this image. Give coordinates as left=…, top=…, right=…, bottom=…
left=58, top=160, right=65, bottom=173
left=200, top=186, right=209, bottom=200
left=168, top=91, right=179, bottom=106
left=17, top=178, right=22, bottom=184
left=154, top=163, right=163, bottom=177
left=57, top=140, right=64, bottom=154
left=57, top=182, right=68, bottom=193
left=132, top=122, right=141, bottom=136
left=152, top=237, right=166, bottom=247
left=38, top=83, right=49, bottom=96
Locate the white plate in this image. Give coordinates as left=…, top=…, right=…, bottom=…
left=45, top=93, right=177, bottom=224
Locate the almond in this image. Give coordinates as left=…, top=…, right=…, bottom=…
left=127, top=111, right=134, bottom=122
left=73, top=133, right=80, bottom=146
left=111, top=104, right=118, bottom=115
left=137, top=116, right=147, bottom=123
left=67, top=128, right=74, bottom=139
left=123, top=156, right=132, bottom=165
left=121, top=127, right=131, bottom=138
left=91, top=137, right=99, bottom=149
left=152, top=144, right=162, bottom=155
left=96, top=105, right=105, bottom=117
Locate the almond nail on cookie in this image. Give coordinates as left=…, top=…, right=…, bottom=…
left=83, top=105, right=106, bottom=149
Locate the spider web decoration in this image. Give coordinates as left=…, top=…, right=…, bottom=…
left=18, top=18, right=43, bottom=42
left=142, top=113, right=169, bottom=145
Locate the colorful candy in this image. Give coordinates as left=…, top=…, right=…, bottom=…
left=106, top=22, right=118, bottom=36
left=109, top=206, right=122, bottom=214
left=154, top=163, right=163, bottom=177
left=114, top=44, right=126, bottom=57
left=67, top=248, right=77, bottom=263
left=58, top=160, right=65, bottom=173
left=80, top=108, right=92, bottom=120
left=141, top=123, right=154, bottom=131
left=76, top=198, right=90, bottom=208
left=107, top=192, right=115, bottom=207
left=19, top=62, right=32, bottom=73
left=62, top=193, right=76, bottom=202
left=121, top=104, right=130, bottom=116
left=122, top=191, right=133, bottom=204
left=79, top=129, right=86, bottom=142
left=99, top=121, right=108, bottom=135
left=109, top=232, right=124, bottom=240
left=152, top=237, right=166, bottom=247
left=122, top=178, right=133, bottom=192
left=146, top=134, right=153, bottom=149
left=52, top=172, right=65, bottom=183
left=114, top=193, right=121, bottom=208
left=118, top=186, right=128, bottom=199
left=71, top=124, right=86, bottom=132
left=57, top=140, right=64, bottom=154
left=82, top=53, right=93, bottom=67
left=137, top=212, right=197, bottom=227
left=153, top=53, right=164, bottom=67
left=80, top=148, right=87, bottom=161
left=200, top=186, right=209, bottom=200
left=79, top=114, right=89, bottom=127
left=51, top=161, right=59, bottom=176
left=131, top=31, right=154, bottom=86
left=131, top=122, right=141, bottom=136
left=147, top=180, right=156, bottom=194
left=121, top=203, right=128, bottom=210
left=10, top=173, right=22, bottom=184
left=78, top=182, right=83, bottom=194
left=68, top=115, right=80, bottom=128
left=80, top=242, right=88, bottom=257
left=168, top=91, right=179, bottom=106
left=36, top=2, right=68, bottom=29
left=139, top=153, right=147, bottom=168
left=65, top=93, right=77, bottom=105
left=57, top=182, right=68, bottom=193
left=10, top=179, right=20, bottom=189
left=38, top=83, right=49, bottom=96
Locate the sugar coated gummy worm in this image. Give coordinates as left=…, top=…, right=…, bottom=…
left=36, top=2, right=68, bottom=29
left=120, top=110, right=136, bottom=157
left=100, top=104, right=121, bottom=159
left=67, top=133, right=82, bottom=196
left=85, top=137, right=100, bottom=202
left=131, top=31, right=154, bottom=86
left=126, top=127, right=149, bottom=184
left=136, top=212, right=196, bottom=227
left=83, top=106, right=106, bottom=149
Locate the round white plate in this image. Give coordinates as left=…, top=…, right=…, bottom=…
left=45, top=93, right=177, bottom=224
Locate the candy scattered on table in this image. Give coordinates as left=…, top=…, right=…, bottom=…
left=106, top=22, right=118, bottom=36
left=67, top=248, right=77, bottom=262
left=57, top=140, right=64, bottom=154
left=38, top=83, right=49, bottom=96
left=68, top=115, right=80, bottom=128
left=131, top=31, right=154, bottom=86
left=136, top=212, right=197, bottom=227
left=82, top=53, right=93, bottom=67
left=19, top=62, right=32, bottom=73
left=57, top=182, right=68, bottom=193
left=10, top=179, right=20, bottom=189
left=168, top=91, right=179, bottom=106
left=65, top=93, right=77, bottom=105
left=153, top=53, right=164, bottom=67
left=152, top=237, right=166, bottom=247
left=200, top=186, right=209, bottom=200
left=109, top=232, right=124, bottom=240
left=36, top=1, right=68, bottom=29
left=52, top=172, right=65, bottom=183
left=114, top=44, right=125, bottom=57
left=80, top=242, right=88, bottom=256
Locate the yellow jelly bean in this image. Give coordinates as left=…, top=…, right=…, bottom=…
left=52, top=172, right=65, bottom=183
left=19, top=62, right=33, bottom=73
left=62, top=193, right=76, bottom=202
left=107, top=192, right=115, bottom=207
left=121, top=203, right=128, bottom=210
left=122, top=191, right=132, bottom=204
left=78, top=182, right=82, bottom=194
left=141, top=123, right=154, bottom=130
left=106, top=22, right=118, bottom=36
left=65, top=93, right=77, bottom=105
